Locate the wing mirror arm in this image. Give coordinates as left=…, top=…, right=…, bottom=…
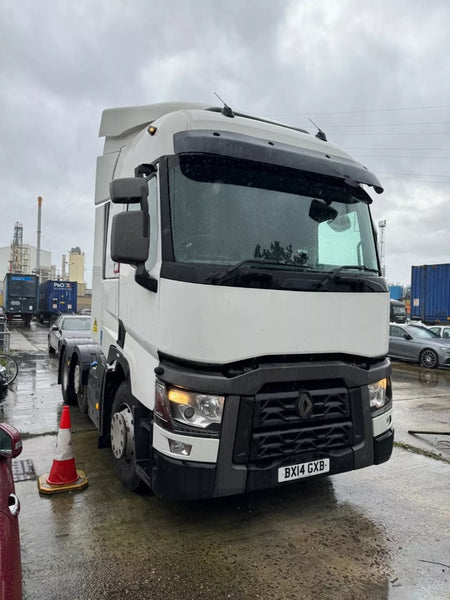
left=135, top=264, right=158, bottom=292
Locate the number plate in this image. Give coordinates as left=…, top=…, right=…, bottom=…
left=278, top=458, right=330, bottom=482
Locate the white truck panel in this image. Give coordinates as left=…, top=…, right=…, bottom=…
left=156, top=279, right=390, bottom=364
left=153, top=423, right=219, bottom=463
left=372, top=408, right=393, bottom=437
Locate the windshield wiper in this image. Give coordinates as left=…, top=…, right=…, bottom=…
left=316, top=265, right=380, bottom=290
left=207, top=258, right=306, bottom=285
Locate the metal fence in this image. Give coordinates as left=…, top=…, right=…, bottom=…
left=0, top=317, right=10, bottom=353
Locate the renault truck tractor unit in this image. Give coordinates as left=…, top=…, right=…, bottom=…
left=58, top=102, right=394, bottom=500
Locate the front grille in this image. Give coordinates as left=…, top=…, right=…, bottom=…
left=250, top=422, right=353, bottom=464
left=234, top=383, right=355, bottom=468
left=255, top=387, right=350, bottom=428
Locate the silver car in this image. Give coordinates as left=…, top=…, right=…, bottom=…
left=389, top=324, right=450, bottom=369
left=428, top=324, right=450, bottom=339
left=48, top=314, right=91, bottom=355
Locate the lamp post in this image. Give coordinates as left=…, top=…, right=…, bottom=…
left=378, top=219, right=386, bottom=277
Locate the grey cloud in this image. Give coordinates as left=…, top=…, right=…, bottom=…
left=0, top=0, right=449, bottom=286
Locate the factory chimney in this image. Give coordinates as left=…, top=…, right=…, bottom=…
left=37, top=196, right=42, bottom=273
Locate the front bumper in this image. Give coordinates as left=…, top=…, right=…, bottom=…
left=151, top=355, right=394, bottom=501
left=151, top=427, right=394, bottom=501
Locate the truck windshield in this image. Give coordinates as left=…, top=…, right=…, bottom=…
left=168, top=155, right=379, bottom=274
left=8, top=277, right=37, bottom=297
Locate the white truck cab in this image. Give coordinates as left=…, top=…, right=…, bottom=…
left=59, top=103, right=393, bottom=500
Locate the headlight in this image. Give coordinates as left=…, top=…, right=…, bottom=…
left=368, top=378, right=391, bottom=411
left=155, top=381, right=224, bottom=431
left=439, top=346, right=450, bottom=353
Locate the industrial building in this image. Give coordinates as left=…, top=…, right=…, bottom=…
left=0, top=222, right=54, bottom=281
left=1, top=200, right=91, bottom=312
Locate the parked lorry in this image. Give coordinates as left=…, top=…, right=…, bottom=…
left=411, top=263, right=450, bottom=324
left=2, top=273, right=39, bottom=327
left=38, top=280, right=77, bottom=324
left=390, top=299, right=407, bottom=323
left=58, top=102, right=394, bottom=500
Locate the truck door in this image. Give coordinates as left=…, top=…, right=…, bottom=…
left=114, top=175, right=160, bottom=392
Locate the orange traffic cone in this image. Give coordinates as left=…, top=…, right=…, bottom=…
left=38, top=405, right=88, bottom=494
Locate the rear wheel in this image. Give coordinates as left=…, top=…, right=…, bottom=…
left=110, top=382, right=143, bottom=491
left=419, top=348, right=438, bottom=369
left=61, top=350, right=77, bottom=404
left=73, top=360, right=88, bottom=413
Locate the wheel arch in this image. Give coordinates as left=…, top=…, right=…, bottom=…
left=58, top=337, right=94, bottom=384
left=98, top=346, right=132, bottom=443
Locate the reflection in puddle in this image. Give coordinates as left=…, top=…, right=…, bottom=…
left=417, top=369, right=439, bottom=387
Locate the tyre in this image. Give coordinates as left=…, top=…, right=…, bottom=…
left=73, top=360, right=88, bottom=413
left=110, top=382, right=143, bottom=491
left=419, top=348, right=438, bottom=369
left=61, top=350, right=77, bottom=404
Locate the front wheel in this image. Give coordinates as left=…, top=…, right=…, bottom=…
left=419, top=348, right=438, bottom=369
left=110, top=382, right=143, bottom=491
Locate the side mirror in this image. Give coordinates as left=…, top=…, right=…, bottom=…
left=109, top=176, right=157, bottom=293
left=0, top=423, right=23, bottom=458
left=403, top=333, right=412, bottom=340
left=111, top=211, right=149, bottom=264
left=110, top=177, right=148, bottom=205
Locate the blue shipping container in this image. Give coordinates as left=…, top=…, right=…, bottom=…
left=410, top=263, right=450, bottom=324
left=38, top=280, right=77, bottom=323
left=389, top=285, right=403, bottom=300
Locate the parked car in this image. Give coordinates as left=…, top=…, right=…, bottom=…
left=0, top=423, right=23, bottom=600
left=48, top=314, right=91, bottom=355
left=427, top=324, right=450, bottom=339
left=389, top=323, right=450, bottom=369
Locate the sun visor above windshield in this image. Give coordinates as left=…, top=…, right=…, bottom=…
left=173, top=130, right=384, bottom=195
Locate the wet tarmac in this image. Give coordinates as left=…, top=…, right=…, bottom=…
left=2, top=321, right=450, bottom=600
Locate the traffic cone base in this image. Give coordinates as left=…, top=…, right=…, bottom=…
left=38, top=405, right=88, bottom=494
left=38, top=470, right=88, bottom=494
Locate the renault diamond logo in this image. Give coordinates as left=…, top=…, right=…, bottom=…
left=297, top=391, right=314, bottom=419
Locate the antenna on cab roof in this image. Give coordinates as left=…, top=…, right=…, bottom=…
left=213, top=92, right=235, bottom=118
left=308, top=118, right=328, bottom=142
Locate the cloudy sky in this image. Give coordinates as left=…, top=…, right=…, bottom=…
left=1, top=0, right=449, bottom=288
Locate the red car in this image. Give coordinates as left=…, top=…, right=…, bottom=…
left=0, top=423, right=23, bottom=600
